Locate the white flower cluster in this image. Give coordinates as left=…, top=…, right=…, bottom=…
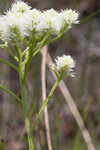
left=51, top=55, right=75, bottom=77
left=10, top=0, right=31, bottom=13
left=0, top=1, right=79, bottom=41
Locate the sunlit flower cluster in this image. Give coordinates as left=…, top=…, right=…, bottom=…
left=10, top=1, right=31, bottom=13
left=0, top=1, right=79, bottom=41
left=51, top=55, right=75, bottom=77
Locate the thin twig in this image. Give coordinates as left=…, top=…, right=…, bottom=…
left=41, top=46, right=53, bottom=150
left=47, top=53, right=96, bottom=150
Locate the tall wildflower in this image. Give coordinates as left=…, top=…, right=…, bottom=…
left=0, top=2, right=79, bottom=150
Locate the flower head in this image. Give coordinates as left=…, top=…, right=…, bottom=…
left=29, top=9, right=42, bottom=30
left=51, top=55, right=75, bottom=77
left=60, top=9, right=79, bottom=27
left=10, top=1, right=31, bottom=13
left=0, top=9, right=41, bottom=41
left=0, top=11, right=30, bottom=40
left=0, top=1, right=79, bottom=41
left=36, top=9, right=64, bottom=34
left=36, top=8, right=79, bottom=34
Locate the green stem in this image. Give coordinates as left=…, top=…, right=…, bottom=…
left=25, top=118, right=34, bottom=150
left=43, top=24, right=69, bottom=47
left=47, top=31, right=64, bottom=45
left=0, top=84, right=21, bottom=102
left=32, top=31, right=64, bottom=58
left=13, top=44, right=22, bottom=62
left=31, top=73, right=63, bottom=132
left=6, top=47, right=16, bottom=60
left=21, top=80, right=34, bottom=150
left=36, top=72, right=63, bottom=122
left=31, top=27, right=66, bottom=65
left=0, top=57, right=18, bottom=71
left=19, top=59, right=34, bottom=150
left=23, top=29, right=66, bottom=82
left=32, top=36, right=49, bottom=57
left=23, top=33, right=51, bottom=81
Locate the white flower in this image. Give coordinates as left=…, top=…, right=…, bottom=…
left=2, top=11, right=29, bottom=40
left=0, top=1, right=79, bottom=41
left=51, top=55, right=75, bottom=77
left=36, top=9, right=63, bottom=34
left=0, top=1, right=35, bottom=40
left=60, top=9, right=79, bottom=27
left=10, top=1, right=31, bottom=13
left=0, top=9, right=39, bottom=41
left=0, top=16, right=9, bottom=41
left=36, top=9, right=79, bottom=34
left=2, top=7, right=42, bottom=41
left=28, top=9, right=42, bottom=30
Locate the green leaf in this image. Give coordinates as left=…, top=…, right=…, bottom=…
left=0, top=58, right=18, bottom=71
left=0, top=84, right=21, bottom=103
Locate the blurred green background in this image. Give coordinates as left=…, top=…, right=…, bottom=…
left=0, top=0, right=100, bottom=150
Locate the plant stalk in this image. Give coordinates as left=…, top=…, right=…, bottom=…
left=37, top=72, right=63, bottom=120
left=18, top=52, right=34, bottom=150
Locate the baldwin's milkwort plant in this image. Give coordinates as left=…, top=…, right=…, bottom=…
left=0, top=1, right=79, bottom=150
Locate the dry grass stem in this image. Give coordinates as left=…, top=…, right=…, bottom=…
left=41, top=46, right=52, bottom=150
